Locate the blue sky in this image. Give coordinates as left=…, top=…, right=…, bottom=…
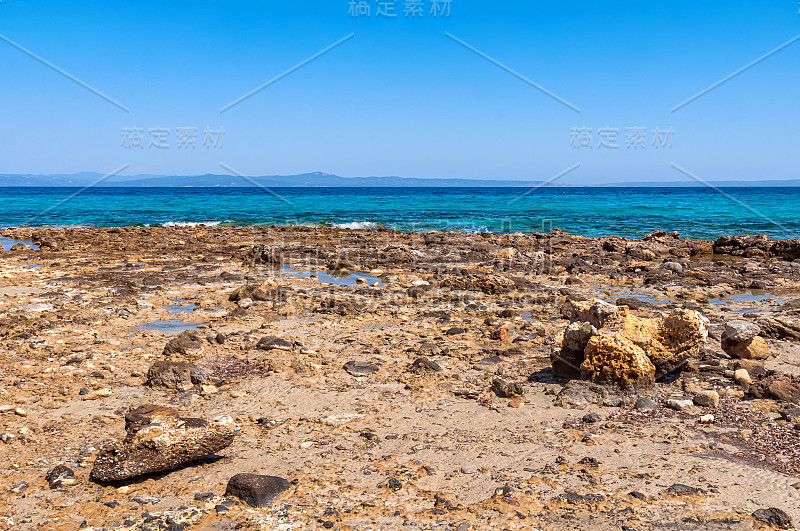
left=0, top=0, right=798, bottom=184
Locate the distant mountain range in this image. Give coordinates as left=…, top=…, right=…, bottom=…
left=0, top=172, right=798, bottom=188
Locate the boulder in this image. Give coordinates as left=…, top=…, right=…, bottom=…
left=722, top=321, right=771, bottom=360
left=91, top=414, right=235, bottom=482
left=145, top=361, right=210, bottom=391
left=163, top=330, right=205, bottom=360
left=551, top=322, right=597, bottom=379
left=555, top=300, right=708, bottom=388
left=581, top=334, right=656, bottom=388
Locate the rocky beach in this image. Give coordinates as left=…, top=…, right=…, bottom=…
left=1, top=225, right=799, bottom=530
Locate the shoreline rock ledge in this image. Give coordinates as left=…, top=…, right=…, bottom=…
left=91, top=405, right=236, bottom=482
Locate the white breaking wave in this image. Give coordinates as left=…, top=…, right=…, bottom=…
left=332, top=222, right=379, bottom=230
left=162, top=221, right=224, bottom=227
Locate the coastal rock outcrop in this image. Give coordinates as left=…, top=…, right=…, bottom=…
left=553, top=299, right=708, bottom=388
left=91, top=408, right=235, bottom=482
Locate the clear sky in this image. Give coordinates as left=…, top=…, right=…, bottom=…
left=1, top=1, right=798, bottom=184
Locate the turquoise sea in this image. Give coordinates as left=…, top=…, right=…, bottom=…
left=1, top=187, right=798, bottom=240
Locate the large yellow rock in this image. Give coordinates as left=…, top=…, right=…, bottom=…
left=581, top=334, right=656, bottom=388
left=556, top=300, right=709, bottom=388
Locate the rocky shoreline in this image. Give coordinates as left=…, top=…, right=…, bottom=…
left=1, top=226, right=799, bottom=529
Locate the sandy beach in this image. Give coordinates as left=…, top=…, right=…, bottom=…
left=0, top=225, right=799, bottom=530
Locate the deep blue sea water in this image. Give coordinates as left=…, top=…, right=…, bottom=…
left=1, top=187, right=798, bottom=240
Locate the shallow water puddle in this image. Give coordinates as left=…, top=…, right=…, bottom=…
left=132, top=319, right=205, bottom=335
left=164, top=302, right=197, bottom=314
left=282, top=263, right=383, bottom=287
left=0, top=237, right=40, bottom=251
left=709, top=291, right=786, bottom=313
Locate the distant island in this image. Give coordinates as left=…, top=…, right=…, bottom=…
left=0, top=171, right=799, bottom=188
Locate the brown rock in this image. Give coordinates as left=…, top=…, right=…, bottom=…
left=163, top=330, right=205, bottom=360
left=124, top=405, right=179, bottom=432
left=491, top=377, right=524, bottom=398
left=145, top=360, right=210, bottom=391
left=723, top=335, right=772, bottom=360
left=555, top=301, right=708, bottom=387
left=580, top=334, right=656, bottom=388
left=91, top=415, right=235, bottom=482
left=490, top=327, right=509, bottom=341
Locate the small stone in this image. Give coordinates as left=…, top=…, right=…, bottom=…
left=45, top=465, right=75, bottom=489
left=83, top=388, right=112, bottom=400
left=490, top=327, right=509, bottom=341
left=162, top=330, right=206, bottom=359
left=14, top=407, right=27, bottom=417
left=201, top=384, right=218, bottom=395
left=225, top=473, right=291, bottom=507
left=491, top=377, right=524, bottom=398
left=752, top=508, right=793, bottom=529
left=693, top=390, right=719, bottom=408
left=344, top=361, right=379, bottom=376
left=145, top=361, right=209, bottom=391
left=667, top=399, right=694, bottom=411
left=104, top=500, right=119, bottom=508
left=78, top=387, right=90, bottom=396
left=508, top=397, right=524, bottom=408
left=194, top=492, right=215, bottom=501
left=634, top=397, right=657, bottom=411
left=388, top=478, right=403, bottom=491
left=132, top=495, right=160, bottom=505
left=667, top=483, right=705, bottom=496
left=9, top=481, right=29, bottom=493
left=734, top=368, right=752, bottom=386
left=237, top=298, right=254, bottom=309
left=460, top=466, right=477, bottom=475
left=660, top=261, right=684, bottom=274
left=699, top=414, right=714, bottom=424
left=408, top=357, right=442, bottom=373
left=581, top=413, right=601, bottom=423
left=723, top=321, right=760, bottom=343
left=256, top=336, right=293, bottom=351
left=215, top=504, right=229, bottom=514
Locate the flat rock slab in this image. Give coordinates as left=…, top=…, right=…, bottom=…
left=344, top=361, right=379, bottom=376
left=225, top=473, right=291, bottom=507
left=91, top=415, right=235, bottom=482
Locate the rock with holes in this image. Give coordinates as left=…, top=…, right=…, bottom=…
left=555, top=300, right=708, bottom=389
left=91, top=413, right=235, bottom=482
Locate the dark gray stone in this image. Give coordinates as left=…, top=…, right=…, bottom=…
left=752, top=508, right=792, bottom=529
left=224, top=473, right=291, bottom=507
